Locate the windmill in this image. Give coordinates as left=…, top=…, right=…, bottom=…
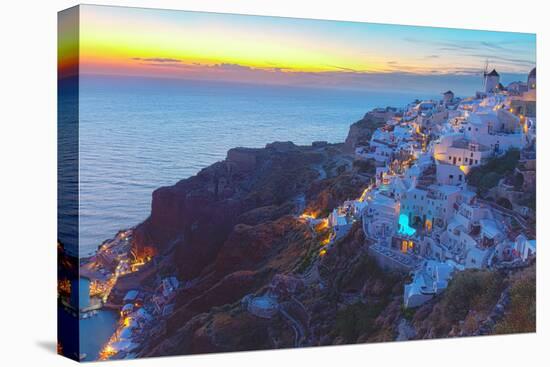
left=481, top=59, right=489, bottom=91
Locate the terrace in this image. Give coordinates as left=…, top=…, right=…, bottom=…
left=369, top=243, right=420, bottom=272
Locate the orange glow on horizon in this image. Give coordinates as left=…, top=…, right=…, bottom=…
left=57, top=5, right=536, bottom=83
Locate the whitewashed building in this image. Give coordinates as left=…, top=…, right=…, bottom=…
left=404, top=260, right=456, bottom=308
left=484, top=69, right=500, bottom=94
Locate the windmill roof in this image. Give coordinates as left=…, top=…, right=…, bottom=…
left=487, top=69, right=499, bottom=77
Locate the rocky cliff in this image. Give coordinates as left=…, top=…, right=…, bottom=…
left=124, top=137, right=386, bottom=356
left=344, top=110, right=391, bottom=153
left=132, top=142, right=324, bottom=280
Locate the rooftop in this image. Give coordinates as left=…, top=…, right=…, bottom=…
left=450, top=138, right=490, bottom=151
left=432, top=184, right=462, bottom=196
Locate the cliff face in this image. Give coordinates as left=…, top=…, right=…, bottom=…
left=344, top=111, right=389, bottom=153
left=132, top=143, right=323, bottom=280
left=305, top=172, right=366, bottom=218
left=140, top=222, right=405, bottom=356
left=127, top=139, right=383, bottom=357
left=136, top=212, right=319, bottom=357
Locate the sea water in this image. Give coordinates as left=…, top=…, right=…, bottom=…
left=76, top=75, right=479, bottom=256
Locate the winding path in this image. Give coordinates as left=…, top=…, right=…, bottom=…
left=279, top=308, right=305, bottom=347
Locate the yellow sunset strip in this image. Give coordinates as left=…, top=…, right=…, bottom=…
left=78, top=9, right=392, bottom=74
left=68, top=5, right=535, bottom=80
left=80, top=30, right=388, bottom=73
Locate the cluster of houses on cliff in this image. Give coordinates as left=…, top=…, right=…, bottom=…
left=328, top=67, right=536, bottom=308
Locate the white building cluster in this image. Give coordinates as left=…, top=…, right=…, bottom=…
left=330, top=68, right=536, bottom=308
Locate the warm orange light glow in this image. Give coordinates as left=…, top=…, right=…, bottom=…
left=300, top=212, right=317, bottom=220
left=130, top=255, right=152, bottom=272
left=319, top=249, right=327, bottom=256
left=99, top=344, right=117, bottom=360
left=316, top=218, right=329, bottom=232
left=58, top=279, right=71, bottom=295
left=425, top=219, right=432, bottom=232
left=88, top=228, right=152, bottom=361
left=90, top=279, right=110, bottom=297
left=358, top=184, right=374, bottom=202
left=400, top=239, right=415, bottom=253
left=123, top=316, right=132, bottom=327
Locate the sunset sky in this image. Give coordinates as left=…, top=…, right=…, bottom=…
left=59, top=5, right=536, bottom=89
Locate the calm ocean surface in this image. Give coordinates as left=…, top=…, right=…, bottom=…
left=77, top=75, right=469, bottom=256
